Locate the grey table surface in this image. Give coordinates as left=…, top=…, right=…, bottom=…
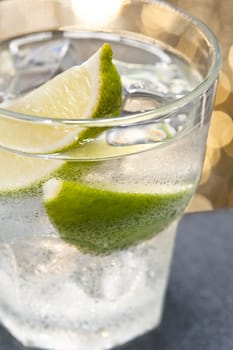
left=0, top=210, right=232, bottom=350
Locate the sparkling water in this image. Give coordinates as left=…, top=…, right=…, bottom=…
left=0, top=31, right=209, bottom=350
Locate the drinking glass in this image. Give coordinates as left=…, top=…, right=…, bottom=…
left=0, top=0, right=221, bottom=349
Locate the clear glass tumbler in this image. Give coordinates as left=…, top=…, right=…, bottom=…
left=0, top=0, right=221, bottom=349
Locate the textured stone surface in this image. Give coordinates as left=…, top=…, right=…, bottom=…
left=0, top=211, right=233, bottom=350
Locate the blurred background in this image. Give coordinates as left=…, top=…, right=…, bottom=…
left=167, top=0, right=233, bottom=212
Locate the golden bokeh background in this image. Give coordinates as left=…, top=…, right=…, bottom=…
left=167, top=0, right=233, bottom=212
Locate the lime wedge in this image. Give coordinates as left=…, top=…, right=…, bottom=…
left=0, top=43, right=122, bottom=154
left=0, top=44, right=122, bottom=194
left=43, top=179, right=191, bottom=255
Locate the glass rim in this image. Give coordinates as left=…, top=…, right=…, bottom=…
left=0, top=0, right=222, bottom=127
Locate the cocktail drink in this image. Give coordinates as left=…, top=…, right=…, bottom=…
left=0, top=1, right=221, bottom=349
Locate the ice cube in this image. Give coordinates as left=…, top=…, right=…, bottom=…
left=71, top=254, right=104, bottom=299
left=0, top=35, right=82, bottom=100
left=122, top=91, right=163, bottom=112
left=7, top=37, right=71, bottom=95
left=116, top=60, right=194, bottom=113
left=107, top=122, right=176, bottom=146
left=116, top=61, right=174, bottom=113
left=0, top=196, right=54, bottom=242
left=12, top=237, right=77, bottom=279
left=102, top=252, right=144, bottom=301
left=0, top=243, right=20, bottom=310
left=170, top=78, right=192, bottom=96
left=59, top=40, right=83, bottom=71
left=0, top=51, right=16, bottom=102
left=10, top=35, right=70, bottom=70
left=154, top=62, right=182, bottom=83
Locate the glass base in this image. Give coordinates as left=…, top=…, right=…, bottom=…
left=0, top=223, right=177, bottom=350
left=0, top=306, right=162, bottom=350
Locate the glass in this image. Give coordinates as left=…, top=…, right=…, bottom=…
left=0, top=0, right=221, bottom=349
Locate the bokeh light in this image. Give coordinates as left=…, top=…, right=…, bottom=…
left=215, top=72, right=230, bottom=105
left=224, top=140, right=233, bottom=158
left=229, top=45, right=233, bottom=73
left=71, top=0, right=122, bottom=26
left=207, top=111, right=233, bottom=149
left=187, top=194, right=213, bottom=212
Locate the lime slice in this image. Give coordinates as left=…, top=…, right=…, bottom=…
left=0, top=150, right=63, bottom=194
left=0, top=43, right=122, bottom=153
left=43, top=179, right=191, bottom=255
left=0, top=154, right=96, bottom=195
